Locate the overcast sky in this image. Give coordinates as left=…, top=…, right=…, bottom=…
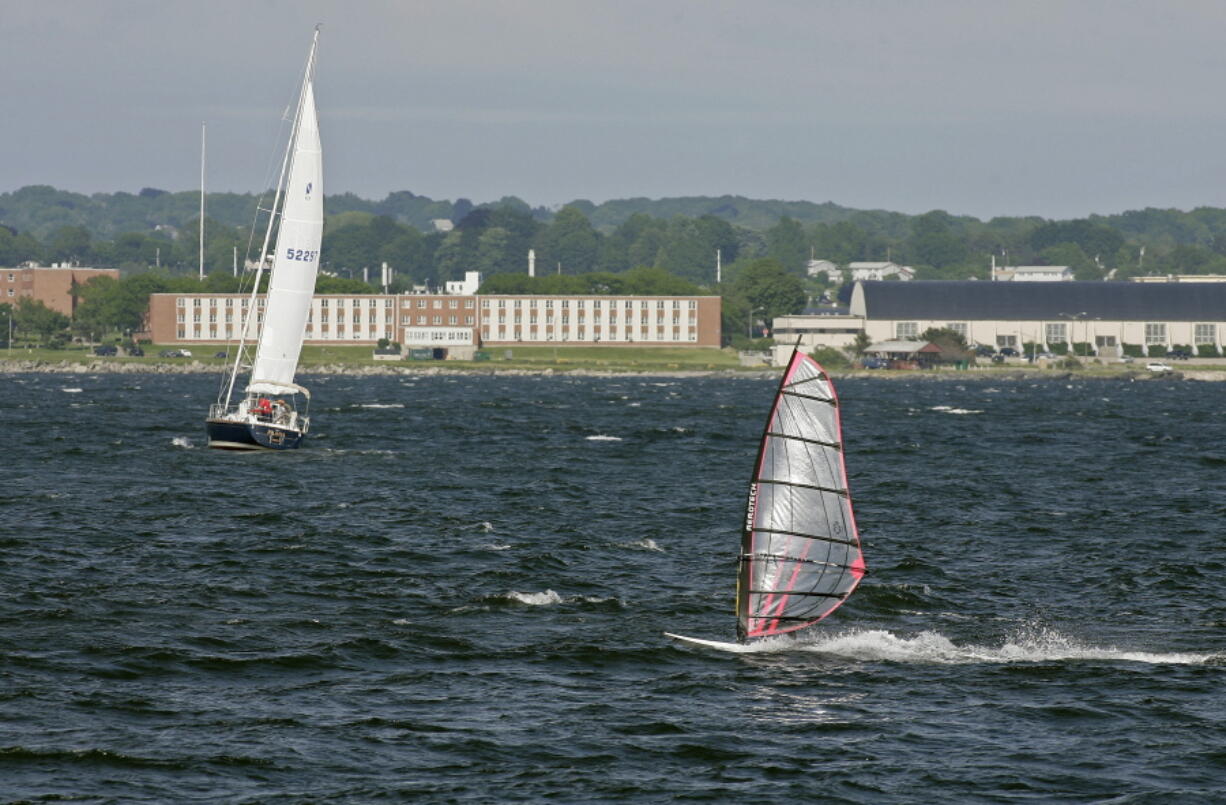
left=5, top=0, right=1226, bottom=220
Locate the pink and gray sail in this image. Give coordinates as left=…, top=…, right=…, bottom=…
left=736, top=350, right=866, bottom=642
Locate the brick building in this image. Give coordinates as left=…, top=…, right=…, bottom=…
left=2, top=264, right=120, bottom=316
left=147, top=291, right=722, bottom=350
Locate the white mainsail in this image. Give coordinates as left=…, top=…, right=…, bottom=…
left=248, top=79, right=323, bottom=396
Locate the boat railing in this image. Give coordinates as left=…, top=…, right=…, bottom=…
left=208, top=402, right=241, bottom=420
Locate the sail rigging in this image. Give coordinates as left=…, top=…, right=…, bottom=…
left=736, top=349, right=866, bottom=642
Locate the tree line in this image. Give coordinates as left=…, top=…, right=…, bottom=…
left=11, top=184, right=1226, bottom=347
left=9, top=186, right=1226, bottom=287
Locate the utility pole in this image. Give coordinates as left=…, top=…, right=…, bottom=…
left=199, top=122, right=206, bottom=281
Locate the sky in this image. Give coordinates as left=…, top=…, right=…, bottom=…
left=5, top=0, right=1226, bottom=220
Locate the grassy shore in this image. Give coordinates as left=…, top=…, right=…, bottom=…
left=3, top=344, right=1224, bottom=379
left=0, top=344, right=748, bottom=373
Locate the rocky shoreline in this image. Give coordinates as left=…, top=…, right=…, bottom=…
left=3, top=358, right=1225, bottom=381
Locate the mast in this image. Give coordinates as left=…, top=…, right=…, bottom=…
left=199, top=122, right=206, bottom=281
left=220, top=27, right=321, bottom=408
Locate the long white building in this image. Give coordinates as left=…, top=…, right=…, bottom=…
left=772, top=280, right=1226, bottom=363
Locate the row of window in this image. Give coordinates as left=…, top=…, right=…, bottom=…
left=401, top=315, right=475, bottom=325
left=178, top=325, right=395, bottom=340
left=483, top=325, right=697, bottom=342
left=483, top=298, right=698, bottom=310
left=487, top=312, right=694, bottom=325
left=403, top=298, right=474, bottom=309
left=896, top=321, right=1220, bottom=345
left=178, top=297, right=394, bottom=309
left=405, top=329, right=473, bottom=343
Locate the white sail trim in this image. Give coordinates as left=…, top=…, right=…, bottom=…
left=250, top=80, right=323, bottom=393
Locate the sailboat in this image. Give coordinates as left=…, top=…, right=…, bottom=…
left=666, top=348, right=866, bottom=649
left=206, top=28, right=323, bottom=451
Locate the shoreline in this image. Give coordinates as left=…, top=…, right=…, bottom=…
left=3, top=358, right=1225, bottom=382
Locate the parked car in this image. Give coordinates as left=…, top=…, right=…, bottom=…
left=1146, top=361, right=1173, bottom=373
left=998, top=347, right=1019, bottom=357
left=860, top=357, right=890, bottom=369
left=1167, top=349, right=1192, bottom=360
left=159, top=349, right=186, bottom=358
left=214, top=351, right=228, bottom=359
left=127, top=346, right=144, bottom=357
left=1117, top=355, right=1135, bottom=364
left=973, top=345, right=995, bottom=357
left=93, top=345, right=117, bottom=356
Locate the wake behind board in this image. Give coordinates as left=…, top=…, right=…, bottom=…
left=663, top=632, right=756, bottom=653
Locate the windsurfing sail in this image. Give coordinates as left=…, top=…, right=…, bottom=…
left=248, top=64, right=323, bottom=397
left=736, top=349, right=866, bottom=642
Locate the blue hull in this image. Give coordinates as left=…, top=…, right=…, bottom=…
left=205, top=418, right=305, bottom=450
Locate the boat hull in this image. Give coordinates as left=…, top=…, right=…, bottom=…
left=205, top=418, right=305, bottom=451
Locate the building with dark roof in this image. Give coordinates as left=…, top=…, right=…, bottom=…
left=772, top=280, right=1226, bottom=364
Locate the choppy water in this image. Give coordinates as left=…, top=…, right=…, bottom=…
left=2, top=371, right=1224, bottom=802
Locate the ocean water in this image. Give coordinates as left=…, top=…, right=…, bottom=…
left=1, top=370, right=1224, bottom=802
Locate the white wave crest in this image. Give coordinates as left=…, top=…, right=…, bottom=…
left=171, top=436, right=194, bottom=449
left=792, top=628, right=1216, bottom=665
left=586, top=434, right=622, bottom=442
left=621, top=538, right=664, bottom=552
left=359, top=403, right=405, bottom=409
left=929, top=405, right=983, bottom=415
left=478, top=543, right=512, bottom=551
left=60, top=387, right=84, bottom=393
left=504, top=590, right=564, bottom=606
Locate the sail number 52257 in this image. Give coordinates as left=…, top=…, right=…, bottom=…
left=285, top=248, right=318, bottom=262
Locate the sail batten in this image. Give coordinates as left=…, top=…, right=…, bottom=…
left=736, top=349, right=865, bottom=642
left=763, top=431, right=842, bottom=450
left=744, top=528, right=859, bottom=547
left=780, top=390, right=837, bottom=405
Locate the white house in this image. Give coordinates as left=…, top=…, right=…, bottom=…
left=846, top=261, right=915, bottom=282
left=805, top=259, right=839, bottom=279
left=444, top=271, right=482, bottom=295
left=993, top=265, right=1073, bottom=282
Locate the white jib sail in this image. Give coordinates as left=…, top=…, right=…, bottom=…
left=249, top=80, right=323, bottom=396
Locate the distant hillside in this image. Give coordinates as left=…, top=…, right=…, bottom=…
left=6, top=184, right=1226, bottom=260
left=569, top=195, right=885, bottom=231
left=0, top=185, right=929, bottom=239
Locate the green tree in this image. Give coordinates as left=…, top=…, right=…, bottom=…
left=765, top=216, right=807, bottom=274
left=315, top=275, right=378, bottom=294
left=475, top=227, right=513, bottom=275
left=0, top=302, right=13, bottom=347
left=45, top=225, right=93, bottom=264
left=1039, top=243, right=1098, bottom=280
left=1030, top=219, right=1123, bottom=261
left=14, top=297, right=70, bottom=344
left=810, top=221, right=871, bottom=264
left=908, top=210, right=967, bottom=269
left=919, top=326, right=968, bottom=351
left=809, top=346, right=850, bottom=369
left=535, top=205, right=601, bottom=274
left=732, top=257, right=806, bottom=327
